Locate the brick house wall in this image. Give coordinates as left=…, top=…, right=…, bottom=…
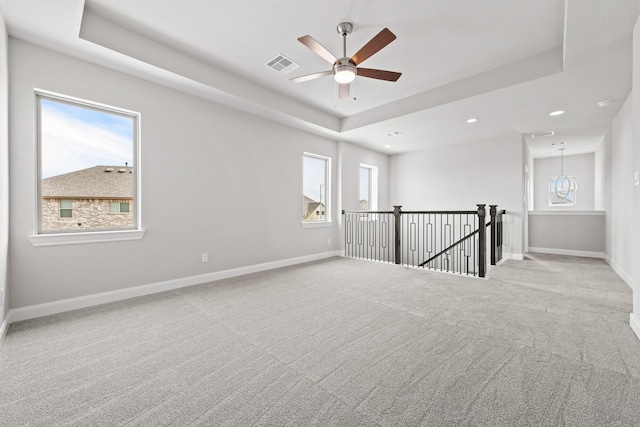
left=42, top=198, right=134, bottom=231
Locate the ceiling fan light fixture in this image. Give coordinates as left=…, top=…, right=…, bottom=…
left=334, top=61, right=356, bottom=83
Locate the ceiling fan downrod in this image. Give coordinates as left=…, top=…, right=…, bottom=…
left=336, top=22, right=353, bottom=59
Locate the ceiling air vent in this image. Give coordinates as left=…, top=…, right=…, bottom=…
left=531, top=130, right=554, bottom=139
left=265, top=54, right=299, bottom=75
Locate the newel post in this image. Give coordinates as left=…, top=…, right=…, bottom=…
left=394, top=205, right=402, bottom=265
left=489, top=205, right=498, bottom=266
left=477, top=204, right=486, bottom=278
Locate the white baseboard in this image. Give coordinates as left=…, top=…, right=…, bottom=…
left=528, top=247, right=605, bottom=259
left=630, top=313, right=640, bottom=343
left=604, top=255, right=633, bottom=289
left=503, top=253, right=524, bottom=261
left=7, top=250, right=341, bottom=325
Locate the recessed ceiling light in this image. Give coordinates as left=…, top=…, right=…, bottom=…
left=383, top=145, right=391, bottom=148
left=466, top=118, right=478, bottom=123
left=549, top=110, right=565, bottom=116
left=597, top=99, right=613, bottom=107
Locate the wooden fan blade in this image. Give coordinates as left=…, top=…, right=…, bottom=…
left=298, top=35, right=338, bottom=64
left=290, top=70, right=333, bottom=83
left=338, top=83, right=350, bottom=99
left=357, top=68, right=402, bottom=82
left=350, top=28, right=396, bottom=66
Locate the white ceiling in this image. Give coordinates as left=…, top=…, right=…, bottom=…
left=1, top=0, right=638, bottom=158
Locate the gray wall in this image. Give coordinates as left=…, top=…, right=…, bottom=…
left=0, top=11, right=8, bottom=326
left=523, top=139, right=534, bottom=251
left=594, top=136, right=607, bottom=211
left=528, top=213, right=605, bottom=254
left=7, top=38, right=387, bottom=309
left=603, top=95, right=634, bottom=284
left=389, top=133, right=524, bottom=258
left=633, top=16, right=640, bottom=323
left=533, top=153, right=595, bottom=211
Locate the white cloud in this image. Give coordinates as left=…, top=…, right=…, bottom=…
left=41, top=107, right=134, bottom=178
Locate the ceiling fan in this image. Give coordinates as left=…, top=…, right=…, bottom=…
left=291, top=22, right=402, bottom=99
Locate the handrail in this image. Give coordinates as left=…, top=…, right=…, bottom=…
left=418, top=221, right=490, bottom=267
left=341, top=204, right=506, bottom=278
left=342, top=210, right=476, bottom=215
left=343, top=210, right=393, bottom=214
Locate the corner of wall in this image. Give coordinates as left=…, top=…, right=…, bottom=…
left=630, top=13, right=640, bottom=340
left=0, top=5, right=10, bottom=342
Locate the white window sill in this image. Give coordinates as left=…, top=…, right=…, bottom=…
left=28, top=229, right=145, bottom=247
left=302, top=221, right=332, bottom=229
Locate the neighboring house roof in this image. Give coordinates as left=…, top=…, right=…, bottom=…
left=306, top=202, right=322, bottom=215
left=42, top=165, right=133, bottom=199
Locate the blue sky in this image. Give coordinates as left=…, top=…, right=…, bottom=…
left=303, top=156, right=326, bottom=202
left=41, top=98, right=135, bottom=178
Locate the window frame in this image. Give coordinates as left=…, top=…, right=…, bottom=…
left=359, top=163, right=379, bottom=213
left=302, top=152, right=331, bottom=228
left=29, top=89, right=144, bottom=246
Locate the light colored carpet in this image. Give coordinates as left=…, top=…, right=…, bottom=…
left=1, top=253, right=639, bottom=426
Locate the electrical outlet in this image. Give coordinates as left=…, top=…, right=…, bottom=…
left=635, top=171, right=639, bottom=186
left=328, top=238, right=332, bottom=245
left=201, top=253, right=208, bottom=263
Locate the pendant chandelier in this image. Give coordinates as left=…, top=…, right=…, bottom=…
left=554, top=147, right=576, bottom=199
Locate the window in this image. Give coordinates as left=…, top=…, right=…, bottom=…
left=109, top=202, right=130, bottom=213
left=31, top=90, right=143, bottom=246
left=549, top=176, right=576, bottom=206
left=359, top=164, right=378, bottom=212
left=302, top=153, right=330, bottom=224
left=59, top=199, right=72, bottom=218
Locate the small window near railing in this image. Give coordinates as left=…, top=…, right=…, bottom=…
left=302, top=152, right=331, bottom=224
left=549, top=176, right=577, bottom=206
left=359, top=164, right=378, bottom=218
